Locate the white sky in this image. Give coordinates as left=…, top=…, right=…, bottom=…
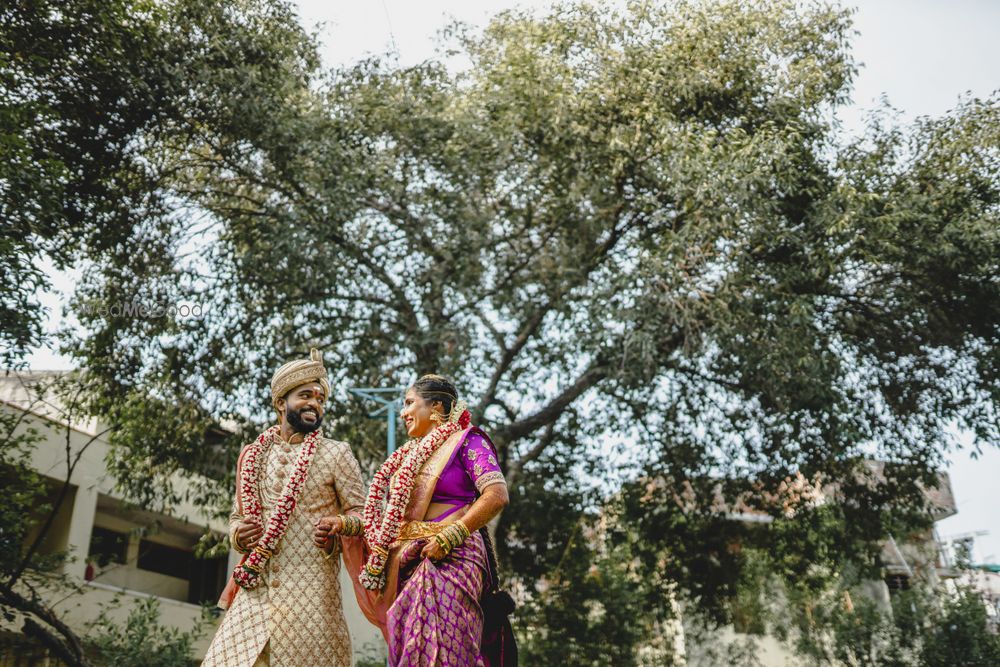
left=27, top=0, right=1000, bottom=562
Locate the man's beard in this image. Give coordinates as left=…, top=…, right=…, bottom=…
left=285, top=406, right=323, bottom=434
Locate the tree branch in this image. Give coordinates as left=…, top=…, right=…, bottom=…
left=7, top=424, right=114, bottom=587
left=364, top=196, right=448, bottom=266
left=8, top=384, right=115, bottom=589
left=494, top=359, right=609, bottom=445
left=505, top=421, right=556, bottom=489
left=475, top=207, right=655, bottom=419
left=188, top=132, right=425, bottom=336
left=0, top=584, right=89, bottom=666
left=474, top=305, right=550, bottom=420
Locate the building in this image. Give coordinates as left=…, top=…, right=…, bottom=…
left=0, top=371, right=383, bottom=665
left=616, top=468, right=962, bottom=665
left=688, top=467, right=961, bottom=666
left=961, top=565, right=1000, bottom=631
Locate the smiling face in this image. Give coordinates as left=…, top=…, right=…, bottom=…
left=400, top=388, right=445, bottom=439
left=278, top=382, right=326, bottom=434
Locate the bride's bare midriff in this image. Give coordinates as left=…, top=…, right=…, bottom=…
left=424, top=502, right=471, bottom=522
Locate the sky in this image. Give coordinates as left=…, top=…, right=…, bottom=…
left=26, top=0, right=1000, bottom=562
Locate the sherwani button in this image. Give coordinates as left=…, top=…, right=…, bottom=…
left=271, top=580, right=280, bottom=588
left=272, top=564, right=280, bottom=573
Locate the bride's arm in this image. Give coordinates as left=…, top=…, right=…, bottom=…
left=421, top=429, right=509, bottom=559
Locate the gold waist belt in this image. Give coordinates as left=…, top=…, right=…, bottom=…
left=397, top=520, right=454, bottom=542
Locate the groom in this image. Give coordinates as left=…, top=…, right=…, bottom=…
left=202, top=349, right=367, bottom=667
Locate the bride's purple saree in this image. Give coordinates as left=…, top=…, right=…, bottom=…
left=344, top=427, right=516, bottom=667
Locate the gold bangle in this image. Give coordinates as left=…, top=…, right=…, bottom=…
left=455, top=520, right=471, bottom=540
left=434, top=533, right=453, bottom=556
left=433, top=523, right=468, bottom=557
left=340, top=514, right=363, bottom=537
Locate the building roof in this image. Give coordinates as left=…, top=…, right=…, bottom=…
left=0, top=369, right=100, bottom=436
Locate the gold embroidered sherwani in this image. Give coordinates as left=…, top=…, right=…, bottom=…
left=202, top=436, right=366, bottom=667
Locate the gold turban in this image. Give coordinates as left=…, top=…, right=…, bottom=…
left=270, top=347, right=330, bottom=407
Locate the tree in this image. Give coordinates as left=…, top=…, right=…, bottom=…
left=5, top=0, right=1000, bottom=654
left=0, top=0, right=185, bottom=365
left=70, top=0, right=999, bottom=567
left=0, top=0, right=310, bottom=661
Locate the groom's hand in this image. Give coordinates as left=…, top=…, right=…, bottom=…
left=312, top=516, right=343, bottom=552
left=235, top=520, right=262, bottom=551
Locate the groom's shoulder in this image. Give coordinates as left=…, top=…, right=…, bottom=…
left=318, top=435, right=357, bottom=460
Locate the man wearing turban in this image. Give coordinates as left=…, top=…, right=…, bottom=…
left=203, top=349, right=366, bottom=667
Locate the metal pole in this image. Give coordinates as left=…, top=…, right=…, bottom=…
left=349, top=386, right=405, bottom=459
left=387, top=408, right=397, bottom=456
left=347, top=386, right=404, bottom=667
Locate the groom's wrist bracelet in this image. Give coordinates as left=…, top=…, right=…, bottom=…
left=232, top=530, right=249, bottom=554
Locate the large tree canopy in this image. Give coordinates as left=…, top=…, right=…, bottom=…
left=65, top=0, right=999, bottom=496
left=1, top=0, right=172, bottom=363
left=4, top=0, right=999, bottom=653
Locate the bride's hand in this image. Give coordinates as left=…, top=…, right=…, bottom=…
left=420, top=538, right=448, bottom=561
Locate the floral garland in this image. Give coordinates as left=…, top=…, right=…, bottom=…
left=232, top=425, right=320, bottom=590
left=360, top=409, right=471, bottom=590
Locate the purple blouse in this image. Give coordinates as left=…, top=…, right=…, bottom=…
left=429, top=429, right=505, bottom=520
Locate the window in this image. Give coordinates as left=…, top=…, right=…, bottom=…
left=188, top=554, right=229, bottom=605
left=136, top=538, right=228, bottom=604
left=88, top=526, right=127, bottom=567
left=137, top=540, right=193, bottom=580
left=885, top=574, right=911, bottom=593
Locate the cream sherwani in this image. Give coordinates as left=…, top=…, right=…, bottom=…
left=202, top=436, right=366, bottom=667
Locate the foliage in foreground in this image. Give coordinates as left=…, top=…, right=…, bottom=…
left=794, top=581, right=1000, bottom=666
left=704, top=545, right=1000, bottom=667
left=88, top=597, right=208, bottom=667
